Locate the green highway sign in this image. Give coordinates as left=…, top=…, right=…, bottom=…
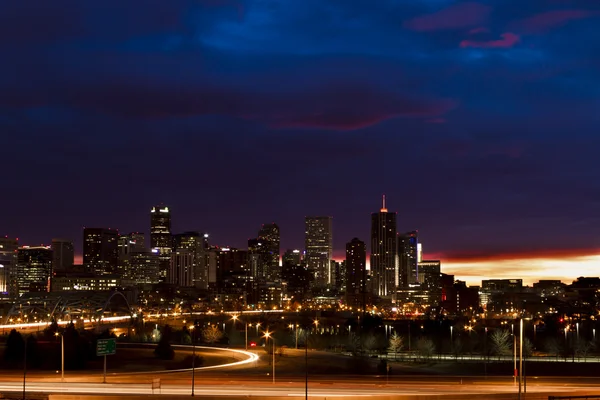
left=96, top=338, right=116, bottom=356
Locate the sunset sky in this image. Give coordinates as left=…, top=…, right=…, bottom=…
left=1, top=1, right=599, bottom=285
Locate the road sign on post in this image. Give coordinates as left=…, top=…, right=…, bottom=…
left=96, top=339, right=116, bottom=383
left=96, top=339, right=116, bottom=356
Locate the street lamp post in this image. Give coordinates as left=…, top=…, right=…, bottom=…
left=232, top=315, right=246, bottom=350
left=55, top=332, right=64, bottom=382
left=190, top=325, right=196, bottom=397
left=305, top=327, right=308, bottom=400
left=264, top=331, right=275, bottom=384
left=22, top=336, right=27, bottom=400
left=512, top=323, right=516, bottom=387
left=518, top=318, right=523, bottom=399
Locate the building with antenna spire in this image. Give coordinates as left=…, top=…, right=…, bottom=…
left=370, top=195, right=398, bottom=298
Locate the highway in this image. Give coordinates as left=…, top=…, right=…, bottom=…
left=1, top=346, right=600, bottom=398
left=2, top=377, right=600, bottom=398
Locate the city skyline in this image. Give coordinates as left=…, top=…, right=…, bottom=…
left=3, top=198, right=599, bottom=287
left=2, top=1, right=599, bottom=287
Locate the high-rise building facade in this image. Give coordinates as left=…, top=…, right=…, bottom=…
left=117, top=232, right=146, bottom=277
left=258, top=223, right=280, bottom=275
left=16, top=246, right=53, bottom=296
left=345, top=238, right=366, bottom=307
left=0, top=237, right=18, bottom=297
left=83, top=228, right=119, bottom=275
left=370, top=196, right=398, bottom=297
left=126, top=251, right=160, bottom=284
left=171, top=231, right=206, bottom=288
left=398, top=230, right=419, bottom=287
left=51, top=238, right=75, bottom=272
left=169, top=249, right=195, bottom=287
left=118, top=232, right=145, bottom=256
left=304, top=216, right=333, bottom=287
left=150, top=205, right=172, bottom=281
left=282, top=249, right=310, bottom=301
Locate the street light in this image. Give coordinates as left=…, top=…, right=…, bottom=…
left=519, top=318, right=523, bottom=399
left=289, top=324, right=298, bottom=349
left=231, top=314, right=247, bottom=350
left=54, top=332, right=64, bottom=382
left=190, top=324, right=196, bottom=397
left=264, top=331, right=275, bottom=383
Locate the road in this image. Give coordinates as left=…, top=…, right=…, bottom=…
left=1, top=346, right=600, bottom=398
left=2, top=377, right=600, bottom=398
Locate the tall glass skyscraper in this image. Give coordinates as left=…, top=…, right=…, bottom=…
left=150, top=205, right=171, bottom=280
left=370, top=196, right=398, bottom=297
left=304, top=216, right=333, bottom=287
left=0, top=237, right=18, bottom=297
left=83, top=228, right=119, bottom=275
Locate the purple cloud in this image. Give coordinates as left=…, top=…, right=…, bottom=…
left=460, top=32, right=521, bottom=48
left=514, top=9, right=598, bottom=33
left=404, top=2, right=491, bottom=32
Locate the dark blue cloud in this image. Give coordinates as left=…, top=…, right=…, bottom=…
left=1, top=0, right=599, bottom=264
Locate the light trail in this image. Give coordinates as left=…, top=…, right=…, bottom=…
left=114, top=345, right=259, bottom=375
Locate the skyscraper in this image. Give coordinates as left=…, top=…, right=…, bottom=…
left=282, top=249, right=310, bottom=301
left=117, top=232, right=145, bottom=277
left=258, top=223, right=280, bottom=270
left=83, top=228, right=119, bottom=275
left=17, top=246, right=53, bottom=296
left=150, top=205, right=171, bottom=280
left=0, top=237, right=18, bottom=297
left=345, top=238, right=366, bottom=307
left=370, top=196, right=398, bottom=297
left=171, top=232, right=206, bottom=288
left=304, top=216, right=333, bottom=287
left=249, top=223, right=281, bottom=282
left=398, top=230, right=419, bottom=286
left=51, top=238, right=75, bottom=272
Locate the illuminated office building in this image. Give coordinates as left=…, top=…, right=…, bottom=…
left=398, top=230, right=419, bottom=286
left=171, top=231, right=206, bottom=288
left=304, top=216, right=333, bottom=287
left=346, top=238, right=366, bottom=307
left=0, top=237, right=18, bottom=297
left=17, top=246, right=53, bottom=296
left=370, top=196, right=398, bottom=297
left=83, top=228, right=119, bottom=275
left=150, top=205, right=171, bottom=281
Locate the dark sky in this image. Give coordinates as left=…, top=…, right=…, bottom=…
left=2, top=0, right=600, bottom=265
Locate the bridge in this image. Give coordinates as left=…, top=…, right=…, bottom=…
left=3, top=291, right=134, bottom=326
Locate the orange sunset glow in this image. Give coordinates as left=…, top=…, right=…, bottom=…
left=335, top=248, right=600, bottom=286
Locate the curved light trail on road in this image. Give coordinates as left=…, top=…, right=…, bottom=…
left=115, top=345, right=260, bottom=375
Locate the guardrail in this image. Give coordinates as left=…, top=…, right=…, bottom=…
left=549, top=396, right=600, bottom=399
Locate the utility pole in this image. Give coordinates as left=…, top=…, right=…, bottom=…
left=518, top=318, right=523, bottom=399
left=22, top=336, right=27, bottom=400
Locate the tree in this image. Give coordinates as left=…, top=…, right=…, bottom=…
left=154, top=325, right=175, bottom=360
left=388, top=333, right=403, bottom=360
left=4, top=329, right=25, bottom=364
left=25, top=336, right=41, bottom=368
left=490, top=330, right=512, bottom=359
left=202, top=325, right=223, bottom=344
left=346, top=332, right=360, bottom=355
left=544, top=337, right=561, bottom=358
left=575, top=339, right=594, bottom=359
left=416, top=338, right=435, bottom=360
left=452, top=337, right=463, bottom=358
left=363, top=334, right=378, bottom=355
left=522, top=337, right=534, bottom=357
